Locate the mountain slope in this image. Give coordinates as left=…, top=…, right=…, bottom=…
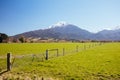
left=14, top=22, right=93, bottom=40
left=51, top=24, right=93, bottom=39
left=94, top=29, right=120, bottom=40
left=13, top=22, right=120, bottom=41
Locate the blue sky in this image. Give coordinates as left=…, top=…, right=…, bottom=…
left=0, top=0, right=120, bottom=36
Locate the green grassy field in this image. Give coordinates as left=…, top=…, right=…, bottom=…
left=0, top=43, right=87, bottom=55
left=0, top=43, right=120, bottom=80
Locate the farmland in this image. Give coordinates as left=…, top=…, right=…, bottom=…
left=0, top=42, right=120, bottom=80
left=0, top=43, right=87, bottom=55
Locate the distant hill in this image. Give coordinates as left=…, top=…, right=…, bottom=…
left=94, top=29, right=120, bottom=40
left=13, top=22, right=120, bottom=41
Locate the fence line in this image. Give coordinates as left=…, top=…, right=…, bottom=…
left=0, top=42, right=104, bottom=72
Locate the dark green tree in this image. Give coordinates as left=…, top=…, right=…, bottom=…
left=0, top=33, right=8, bottom=43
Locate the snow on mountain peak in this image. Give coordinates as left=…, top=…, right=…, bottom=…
left=48, top=21, right=69, bottom=28
left=54, top=21, right=68, bottom=26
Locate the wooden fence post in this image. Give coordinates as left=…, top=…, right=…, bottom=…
left=7, top=53, right=11, bottom=71
left=46, top=50, right=48, bottom=60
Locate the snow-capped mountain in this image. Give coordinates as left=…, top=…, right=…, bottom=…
left=13, top=22, right=120, bottom=41
left=49, top=21, right=68, bottom=28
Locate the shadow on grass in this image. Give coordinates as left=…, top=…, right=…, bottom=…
left=0, top=70, right=8, bottom=76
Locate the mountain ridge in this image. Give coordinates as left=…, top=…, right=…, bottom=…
left=13, top=22, right=120, bottom=41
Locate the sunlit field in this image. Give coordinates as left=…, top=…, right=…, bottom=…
left=0, top=42, right=120, bottom=80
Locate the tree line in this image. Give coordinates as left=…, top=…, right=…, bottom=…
left=0, top=33, right=120, bottom=43
left=0, top=33, right=26, bottom=43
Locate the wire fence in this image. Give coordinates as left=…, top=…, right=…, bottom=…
left=0, top=42, right=103, bottom=73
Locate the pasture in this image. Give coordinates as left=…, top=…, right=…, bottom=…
left=0, top=42, right=120, bottom=80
